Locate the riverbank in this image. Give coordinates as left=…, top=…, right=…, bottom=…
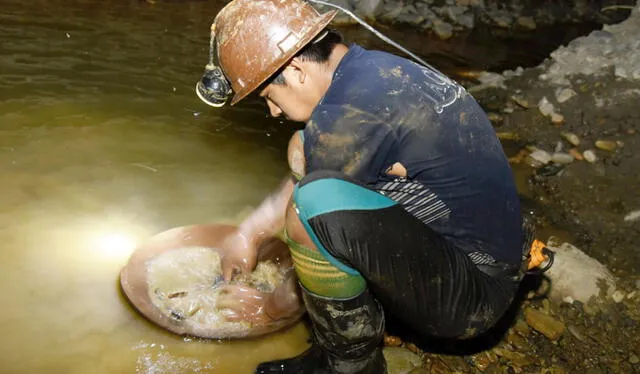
left=321, top=0, right=632, bottom=39
left=380, top=3, right=639, bottom=373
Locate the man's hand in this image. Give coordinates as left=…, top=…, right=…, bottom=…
left=220, top=229, right=258, bottom=282
left=216, top=284, right=273, bottom=325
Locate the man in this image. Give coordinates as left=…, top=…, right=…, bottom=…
left=195, top=0, right=534, bottom=373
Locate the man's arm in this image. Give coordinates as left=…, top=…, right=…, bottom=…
left=237, top=176, right=295, bottom=248
left=221, top=176, right=294, bottom=281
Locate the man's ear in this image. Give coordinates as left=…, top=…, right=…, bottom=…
left=286, top=57, right=307, bottom=85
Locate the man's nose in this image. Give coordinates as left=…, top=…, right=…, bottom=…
left=266, top=100, right=282, bottom=118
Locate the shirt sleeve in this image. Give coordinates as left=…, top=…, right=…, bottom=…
left=303, top=104, right=398, bottom=185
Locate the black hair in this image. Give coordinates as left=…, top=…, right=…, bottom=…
left=267, top=28, right=344, bottom=86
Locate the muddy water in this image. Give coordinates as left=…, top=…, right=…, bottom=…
left=0, top=1, right=306, bottom=373
left=0, top=0, right=595, bottom=373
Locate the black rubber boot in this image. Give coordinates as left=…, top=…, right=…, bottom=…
left=255, top=286, right=387, bottom=374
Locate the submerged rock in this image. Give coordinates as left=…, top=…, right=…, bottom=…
left=583, top=149, right=598, bottom=163
left=595, top=139, right=618, bottom=152
left=561, top=131, right=580, bottom=146
left=538, top=97, right=555, bottom=117
left=555, top=87, right=577, bottom=103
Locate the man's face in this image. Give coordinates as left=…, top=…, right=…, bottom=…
left=258, top=61, right=322, bottom=123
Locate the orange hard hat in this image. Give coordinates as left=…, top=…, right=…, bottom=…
left=212, top=0, right=337, bottom=105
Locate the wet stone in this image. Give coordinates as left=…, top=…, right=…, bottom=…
left=384, top=333, right=403, bottom=347
left=595, top=139, right=617, bottom=152
left=383, top=347, right=422, bottom=374
left=432, top=20, right=454, bottom=40
left=516, top=16, right=536, bottom=30
left=623, top=210, right=640, bottom=222
left=551, top=113, right=565, bottom=125
left=612, top=290, right=625, bottom=303
left=455, top=13, right=474, bottom=28
left=583, top=149, right=598, bottom=163
left=424, top=356, right=451, bottom=374
left=405, top=343, right=420, bottom=354
left=506, top=331, right=529, bottom=350
left=407, top=367, right=429, bottom=374
left=569, top=148, right=583, bottom=161
left=529, top=149, right=552, bottom=165
left=524, top=308, right=566, bottom=341
left=493, top=347, right=534, bottom=367
left=514, top=318, right=530, bottom=336
left=567, top=324, right=587, bottom=342
left=555, top=87, right=578, bottom=103
left=561, top=131, right=580, bottom=146
left=471, top=350, right=498, bottom=371
left=551, top=152, right=574, bottom=164
left=511, top=95, right=530, bottom=108
left=538, top=97, right=555, bottom=117
left=487, top=112, right=504, bottom=124
left=542, top=366, right=568, bottom=374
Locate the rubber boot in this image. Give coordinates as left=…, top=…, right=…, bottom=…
left=255, top=286, right=387, bottom=374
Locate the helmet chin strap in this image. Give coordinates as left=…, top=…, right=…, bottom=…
left=195, top=28, right=233, bottom=107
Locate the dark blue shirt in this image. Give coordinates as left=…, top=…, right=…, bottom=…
left=303, top=44, right=523, bottom=265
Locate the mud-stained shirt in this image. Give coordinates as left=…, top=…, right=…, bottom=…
left=303, top=44, right=523, bottom=265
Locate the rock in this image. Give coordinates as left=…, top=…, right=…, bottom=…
left=551, top=113, right=565, bottom=125
left=612, top=290, right=625, bottom=303
left=551, top=152, right=574, bottom=164
left=354, top=0, right=383, bottom=19
left=445, top=5, right=467, bottom=21
left=555, top=88, right=577, bottom=103
left=544, top=241, right=617, bottom=303
left=511, top=95, right=530, bottom=108
left=455, top=0, right=483, bottom=6
left=490, top=13, right=512, bottom=28
left=384, top=333, right=403, bottom=347
left=583, top=149, right=598, bottom=163
left=516, top=16, right=536, bottom=30
left=506, top=331, right=529, bottom=350
left=513, top=318, right=530, bottom=336
left=432, top=20, right=454, bottom=40
left=455, top=13, right=474, bottom=28
left=568, top=148, right=583, bottom=161
left=383, top=347, right=422, bottom=374
left=595, top=140, right=618, bottom=152
left=468, top=72, right=506, bottom=92
left=405, top=343, right=420, bottom=354
left=561, top=132, right=580, bottom=146
left=529, top=149, right=552, bottom=165
left=493, top=347, right=534, bottom=366
left=567, top=324, right=587, bottom=342
left=407, top=368, right=429, bottom=374
left=624, top=210, right=640, bottom=222
left=544, top=366, right=568, bottom=374
left=538, top=97, right=555, bottom=117
left=487, top=112, right=503, bottom=125
left=471, top=351, right=497, bottom=371
left=524, top=308, right=566, bottom=341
